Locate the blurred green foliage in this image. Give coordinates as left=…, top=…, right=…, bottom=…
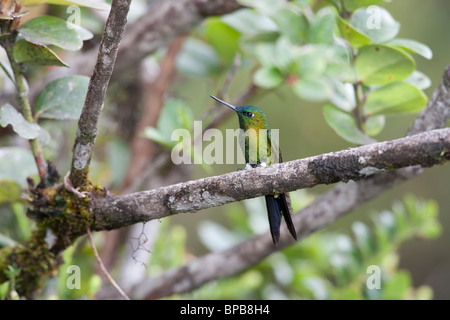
left=0, top=0, right=446, bottom=300
left=182, top=195, right=440, bottom=299
left=170, top=0, right=432, bottom=147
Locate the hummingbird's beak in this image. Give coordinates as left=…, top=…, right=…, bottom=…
left=210, top=95, right=237, bottom=111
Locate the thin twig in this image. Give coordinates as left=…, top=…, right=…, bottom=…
left=86, top=227, right=131, bottom=300
left=200, top=53, right=242, bottom=124
left=63, top=171, right=86, bottom=198
left=122, top=36, right=184, bottom=190
left=122, top=153, right=170, bottom=195
left=70, top=0, right=132, bottom=188
left=63, top=170, right=130, bottom=300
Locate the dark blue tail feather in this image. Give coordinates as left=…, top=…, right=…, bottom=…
left=265, top=194, right=297, bottom=245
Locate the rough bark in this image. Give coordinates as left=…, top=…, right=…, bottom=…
left=92, top=128, right=450, bottom=231
left=69, top=0, right=132, bottom=188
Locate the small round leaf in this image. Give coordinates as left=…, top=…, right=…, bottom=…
left=355, top=45, right=415, bottom=85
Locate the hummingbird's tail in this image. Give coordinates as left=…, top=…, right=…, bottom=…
left=265, top=194, right=297, bottom=245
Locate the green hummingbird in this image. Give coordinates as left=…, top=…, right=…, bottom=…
left=210, top=95, right=297, bottom=245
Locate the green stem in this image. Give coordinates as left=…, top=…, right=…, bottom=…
left=2, top=27, right=47, bottom=182
left=352, top=82, right=364, bottom=131
left=349, top=44, right=365, bottom=132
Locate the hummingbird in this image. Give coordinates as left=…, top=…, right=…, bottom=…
left=210, top=95, right=297, bottom=245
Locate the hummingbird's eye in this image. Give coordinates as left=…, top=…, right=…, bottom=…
left=244, top=112, right=254, bottom=118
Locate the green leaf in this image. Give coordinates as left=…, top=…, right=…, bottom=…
left=66, top=22, right=94, bottom=41
left=19, top=16, right=82, bottom=51
left=308, top=8, right=336, bottom=45
left=159, top=99, right=193, bottom=134
left=355, top=45, right=415, bottom=85
left=241, top=32, right=279, bottom=51
left=13, top=39, right=68, bottom=67
left=23, top=0, right=110, bottom=11
left=176, top=38, right=220, bottom=77
left=253, top=66, right=284, bottom=89
left=350, top=7, right=400, bottom=43
left=35, top=75, right=90, bottom=120
left=383, top=271, right=411, bottom=299
left=323, top=104, right=368, bottom=144
left=0, top=147, right=37, bottom=188
left=352, top=221, right=375, bottom=256
left=237, top=0, right=284, bottom=17
left=0, top=60, right=14, bottom=82
left=296, top=47, right=327, bottom=77
left=11, top=202, right=31, bottom=240
left=343, top=0, right=385, bottom=11
left=337, top=15, right=371, bottom=48
left=254, top=42, right=276, bottom=67
left=144, top=99, right=193, bottom=148
left=364, top=114, right=385, bottom=136
left=292, top=77, right=332, bottom=102
left=0, top=180, right=22, bottom=204
left=106, top=138, right=130, bottom=187
left=405, top=70, right=432, bottom=90
left=364, top=82, right=428, bottom=116
left=273, top=36, right=297, bottom=72
left=204, top=18, right=240, bottom=64
left=329, top=81, right=356, bottom=112
left=143, top=127, right=172, bottom=148
left=0, top=103, right=42, bottom=140
left=272, top=7, right=306, bottom=44
left=387, top=38, right=433, bottom=60
left=221, top=8, right=278, bottom=36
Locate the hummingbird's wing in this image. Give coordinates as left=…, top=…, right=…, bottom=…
left=267, top=129, right=281, bottom=165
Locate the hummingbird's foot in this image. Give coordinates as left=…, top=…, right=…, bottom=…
left=258, top=162, right=267, bottom=167
left=237, top=163, right=258, bottom=171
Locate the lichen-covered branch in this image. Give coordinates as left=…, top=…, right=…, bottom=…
left=408, top=66, right=450, bottom=135
left=92, top=128, right=450, bottom=231
left=131, top=172, right=413, bottom=299
left=69, top=0, right=132, bottom=188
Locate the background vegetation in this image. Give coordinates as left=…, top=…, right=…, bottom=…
left=0, top=0, right=448, bottom=299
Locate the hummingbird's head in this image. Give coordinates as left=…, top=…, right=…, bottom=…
left=235, top=105, right=268, bottom=130
left=210, top=95, right=268, bottom=130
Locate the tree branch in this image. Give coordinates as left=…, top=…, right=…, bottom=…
left=92, top=128, right=450, bottom=231
left=132, top=171, right=413, bottom=299
left=69, top=0, right=132, bottom=188
left=408, top=66, right=450, bottom=135
left=109, top=66, right=450, bottom=299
